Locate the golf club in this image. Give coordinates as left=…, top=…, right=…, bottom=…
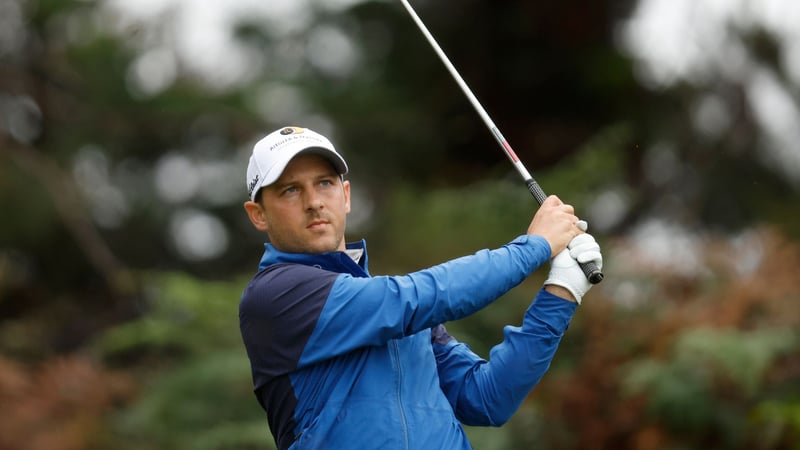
left=399, top=0, right=603, bottom=284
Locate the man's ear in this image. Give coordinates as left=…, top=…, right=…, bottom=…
left=244, top=201, right=269, bottom=232
left=343, top=180, right=351, bottom=215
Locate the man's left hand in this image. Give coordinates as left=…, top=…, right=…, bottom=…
left=544, top=233, right=603, bottom=305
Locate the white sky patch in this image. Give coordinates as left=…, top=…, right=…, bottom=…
left=72, top=145, right=131, bottom=228
left=586, top=187, right=631, bottom=233
left=742, top=0, right=800, bottom=38
left=619, top=0, right=800, bottom=88
left=2, top=94, right=42, bottom=144
left=642, top=141, right=679, bottom=188
left=692, top=94, right=732, bottom=139
left=0, top=0, right=25, bottom=57
left=620, top=0, right=800, bottom=86
left=618, top=0, right=747, bottom=88
left=154, top=153, right=200, bottom=203
left=170, top=208, right=229, bottom=261
left=252, top=82, right=311, bottom=124
left=195, top=159, right=246, bottom=206
left=746, top=70, right=800, bottom=184
left=306, top=24, right=361, bottom=78
left=126, top=47, right=178, bottom=97
left=153, top=148, right=249, bottom=206
left=785, top=42, right=800, bottom=86
left=620, top=0, right=800, bottom=184
left=102, top=0, right=367, bottom=90
left=169, top=0, right=265, bottom=88
left=623, top=219, right=706, bottom=278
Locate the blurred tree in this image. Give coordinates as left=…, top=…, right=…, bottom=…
left=89, top=273, right=269, bottom=450
left=3, top=0, right=798, bottom=343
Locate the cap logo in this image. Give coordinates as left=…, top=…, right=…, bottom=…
left=247, top=174, right=260, bottom=198
left=280, top=127, right=305, bottom=136
left=268, top=127, right=325, bottom=152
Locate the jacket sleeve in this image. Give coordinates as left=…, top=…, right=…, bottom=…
left=298, top=235, right=551, bottom=367
left=432, top=288, right=577, bottom=426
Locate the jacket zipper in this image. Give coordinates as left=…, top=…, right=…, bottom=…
left=392, top=339, right=409, bottom=450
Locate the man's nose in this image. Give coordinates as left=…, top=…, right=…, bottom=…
left=304, top=188, right=324, bottom=210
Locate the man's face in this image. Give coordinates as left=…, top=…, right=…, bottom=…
left=246, top=154, right=351, bottom=254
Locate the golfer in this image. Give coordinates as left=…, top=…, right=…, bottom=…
left=239, top=126, right=603, bottom=449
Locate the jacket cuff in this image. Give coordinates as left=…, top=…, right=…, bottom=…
left=526, top=288, right=578, bottom=334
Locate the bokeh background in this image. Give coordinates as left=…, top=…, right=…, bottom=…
left=1, top=0, right=799, bottom=449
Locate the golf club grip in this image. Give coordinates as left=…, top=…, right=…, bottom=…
left=525, top=179, right=604, bottom=285
left=525, top=179, right=548, bottom=205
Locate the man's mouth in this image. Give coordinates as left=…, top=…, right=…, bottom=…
left=307, top=219, right=329, bottom=230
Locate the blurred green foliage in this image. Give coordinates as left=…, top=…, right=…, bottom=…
left=107, top=351, right=268, bottom=450
left=623, top=328, right=798, bottom=436
left=92, top=273, right=247, bottom=360
left=90, top=273, right=271, bottom=450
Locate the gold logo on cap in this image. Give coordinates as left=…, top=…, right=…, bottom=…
left=280, top=127, right=305, bottom=136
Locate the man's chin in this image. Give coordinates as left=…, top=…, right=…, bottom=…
left=273, top=232, right=343, bottom=254
left=305, top=237, right=341, bottom=254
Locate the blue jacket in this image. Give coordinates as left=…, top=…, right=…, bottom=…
left=239, top=235, right=577, bottom=449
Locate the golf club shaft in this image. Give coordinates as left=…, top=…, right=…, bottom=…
left=399, top=0, right=603, bottom=284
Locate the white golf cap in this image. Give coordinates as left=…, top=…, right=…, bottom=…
left=246, top=126, right=349, bottom=201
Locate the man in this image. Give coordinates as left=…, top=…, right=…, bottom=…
left=239, top=126, right=602, bottom=449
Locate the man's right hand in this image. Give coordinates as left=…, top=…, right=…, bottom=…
left=526, top=195, right=583, bottom=257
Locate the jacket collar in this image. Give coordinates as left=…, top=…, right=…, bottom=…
left=257, top=239, right=370, bottom=276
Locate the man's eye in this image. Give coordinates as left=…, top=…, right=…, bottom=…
left=319, top=179, right=333, bottom=186
left=283, top=187, right=298, bottom=195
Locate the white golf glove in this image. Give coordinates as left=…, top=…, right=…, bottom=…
left=544, top=233, right=603, bottom=305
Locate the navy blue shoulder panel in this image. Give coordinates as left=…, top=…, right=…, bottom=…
left=257, top=375, right=297, bottom=450
left=240, top=263, right=339, bottom=383
left=240, top=263, right=340, bottom=448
